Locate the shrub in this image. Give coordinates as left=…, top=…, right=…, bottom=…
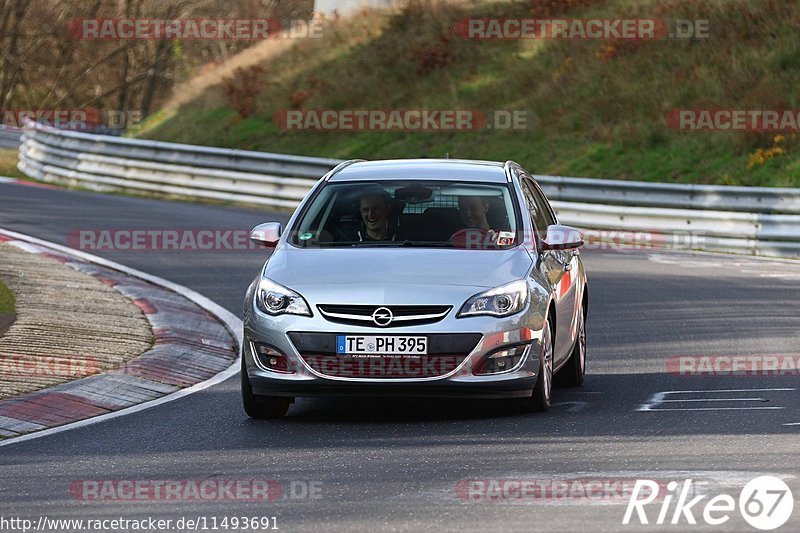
left=222, top=66, right=265, bottom=119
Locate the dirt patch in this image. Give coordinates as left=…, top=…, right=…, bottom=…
left=0, top=313, right=14, bottom=337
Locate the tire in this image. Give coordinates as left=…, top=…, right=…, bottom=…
left=241, top=359, right=291, bottom=419
left=557, top=302, right=586, bottom=387
left=522, top=316, right=554, bottom=412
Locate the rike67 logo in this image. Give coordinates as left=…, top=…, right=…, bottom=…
left=623, top=476, right=794, bottom=530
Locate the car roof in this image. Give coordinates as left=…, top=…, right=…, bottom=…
left=327, top=159, right=510, bottom=183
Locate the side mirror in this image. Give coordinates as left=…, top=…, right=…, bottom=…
left=541, top=224, right=583, bottom=251
left=250, top=222, right=282, bottom=247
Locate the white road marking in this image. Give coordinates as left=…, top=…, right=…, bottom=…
left=661, top=388, right=794, bottom=394
left=647, top=253, right=800, bottom=278
left=748, top=271, right=800, bottom=280
left=638, top=388, right=794, bottom=412
left=660, top=398, right=767, bottom=402
left=0, top=228, right=243, bottom=449
left=783, top=422, right=800, bottom=426
left=643, top=407, right=784, bottom=411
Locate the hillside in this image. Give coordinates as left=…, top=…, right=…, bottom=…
left=134, top=0, right=800, bottom=187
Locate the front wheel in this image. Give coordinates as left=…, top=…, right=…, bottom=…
left=521, top=316, right=554, bottom=412
left=241, top=359, right=291, bottom=419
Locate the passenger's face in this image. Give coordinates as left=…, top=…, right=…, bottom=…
left=360, top=195, right=390, bottom=231
left=459, top=196, right=489, bottom=228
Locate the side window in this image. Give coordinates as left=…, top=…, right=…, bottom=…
left=519, top=179, right=537, bottom=224
left=529, top=178, right=557, bottom=226
left=521, top=178, right=553, bottom=240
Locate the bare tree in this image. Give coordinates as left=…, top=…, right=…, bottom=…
left=0, top=0, right=314, bottom=126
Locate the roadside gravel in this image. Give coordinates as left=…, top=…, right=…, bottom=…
left=0, top=242, right=153, bottom=399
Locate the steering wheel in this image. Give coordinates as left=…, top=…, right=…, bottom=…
left=449, top=228, right=496, bottom=249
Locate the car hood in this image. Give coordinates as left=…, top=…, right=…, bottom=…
left=264, top=245, right=532, bottom=300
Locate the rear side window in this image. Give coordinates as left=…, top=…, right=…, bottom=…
left=521, top=177, right=554, bottom=241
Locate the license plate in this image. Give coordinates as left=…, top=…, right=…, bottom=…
left=336, top=335, right=428, bottom=355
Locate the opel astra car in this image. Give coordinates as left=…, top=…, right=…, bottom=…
left=241, top=159, right=588, bottom=418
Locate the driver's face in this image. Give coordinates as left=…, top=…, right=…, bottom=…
left=360, top=195, right=390, bottom=231
left=458, top=196, right=489, bottom=228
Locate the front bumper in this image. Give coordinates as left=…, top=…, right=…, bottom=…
left=243, top=298, right=546, bottom=399
left=247, top=373, right=538, bottom=399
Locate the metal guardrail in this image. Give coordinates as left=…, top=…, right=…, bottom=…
left=18, top=121, right=337, bottom=209
left=16, top=120, right=800, bottom=258
left=538, top=175, right=800, bottom=215
left=552, top=202, right=800, bottom=258
left=0, top=126, right=22, bottom=148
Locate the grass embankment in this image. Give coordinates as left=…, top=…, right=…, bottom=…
left=0, top=280, right=15, bottom=314
left=0, top=279, right=14, bottom=336
left=135, top=0, right=800, bottom=187
left=0, top=149, right=24, bottom=179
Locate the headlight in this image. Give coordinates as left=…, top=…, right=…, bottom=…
left=255, top=277, right=312, bottom=316
left=457, top=280, right=528, bottom=318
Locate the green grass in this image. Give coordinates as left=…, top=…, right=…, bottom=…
left=0, top=149, right=25, bottom=179
left=0, top=280, right=15, bottom=314
left=135, top=0, right=800, bottom=187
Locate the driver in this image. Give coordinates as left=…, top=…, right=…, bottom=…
left=358, top=189, right=395, bottom=241
left=455, top=195, right=501, bottom=247
left=458, top=195, right=491, bottom=229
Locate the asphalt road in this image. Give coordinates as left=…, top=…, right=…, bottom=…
left=0, top=180, right=798, bottom=532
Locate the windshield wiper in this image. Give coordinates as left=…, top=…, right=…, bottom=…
left=398, top=240, right=453, bottom=247
left=296, top=240, right=455, bottom=248
left=347, top=240, right=454, bottom=248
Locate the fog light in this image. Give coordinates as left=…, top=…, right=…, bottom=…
left=253, top=343, right=293, bottom=373
left=474, top=344, right=529, bottom=375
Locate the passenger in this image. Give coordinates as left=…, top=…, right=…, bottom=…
left=358, top=189, right=395, bottom=241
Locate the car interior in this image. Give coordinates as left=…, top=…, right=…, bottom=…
left=319, top=186, right=512, bottom=243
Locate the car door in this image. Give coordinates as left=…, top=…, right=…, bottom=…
left=521, top=175, right=579, bottom=366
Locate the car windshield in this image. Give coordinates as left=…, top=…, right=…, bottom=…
left=289, top=180, right=520, bottom=249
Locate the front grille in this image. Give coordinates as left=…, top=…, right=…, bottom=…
left=317, top=304, right=451, bottom=328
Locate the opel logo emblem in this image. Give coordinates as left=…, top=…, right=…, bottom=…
left=372, top=306, right=394, bottom=326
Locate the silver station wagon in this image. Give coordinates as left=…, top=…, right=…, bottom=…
left=242, top=159, right=588, bottom=418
